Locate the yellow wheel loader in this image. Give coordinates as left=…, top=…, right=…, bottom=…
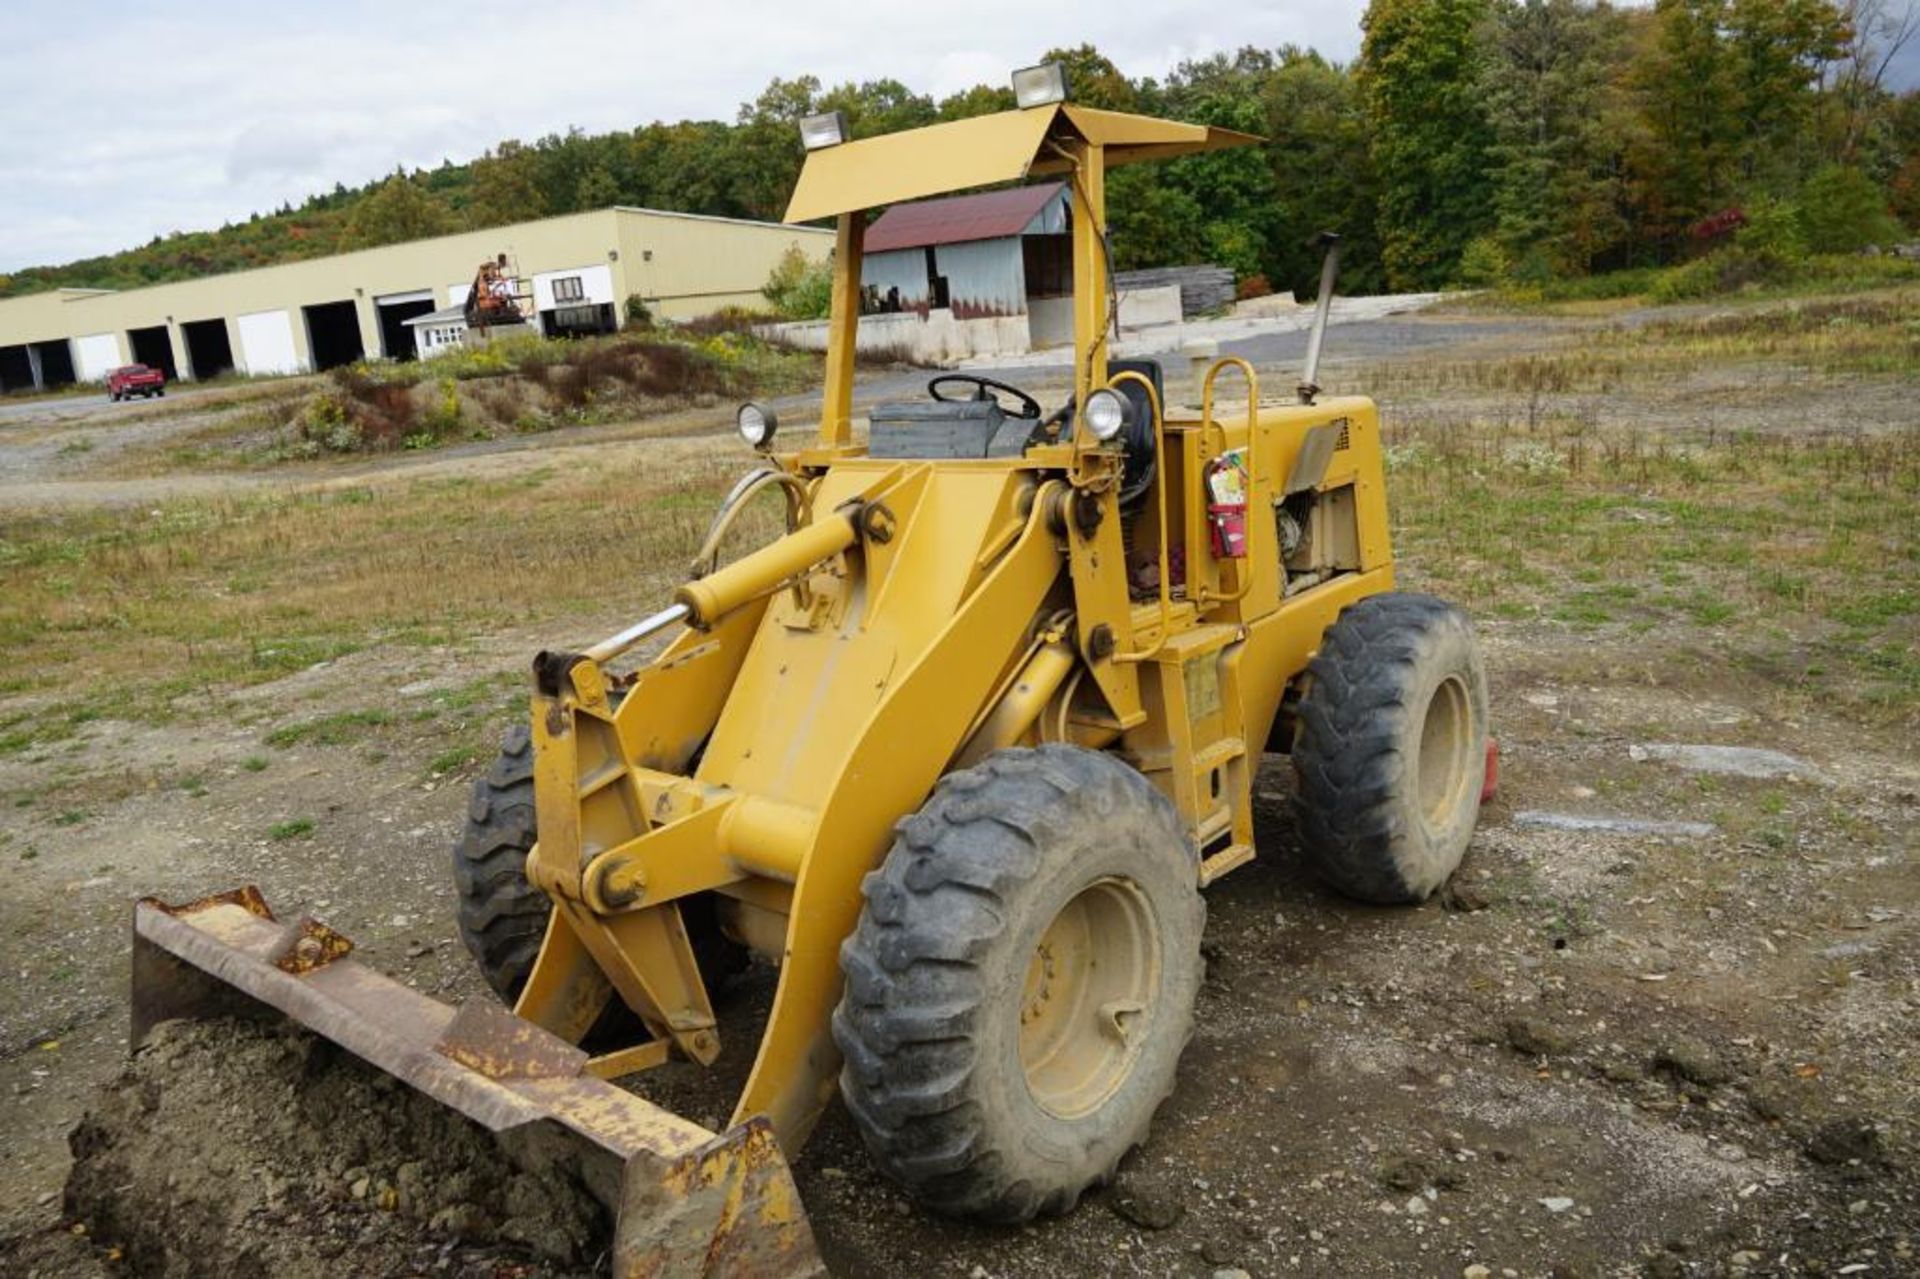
left=133, top=63, right=1490, bottom=1275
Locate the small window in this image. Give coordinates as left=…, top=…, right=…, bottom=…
left=552, top=276, right=585, bottom=303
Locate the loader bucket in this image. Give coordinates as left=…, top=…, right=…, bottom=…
left=129, top=887, right=823, bottom=1278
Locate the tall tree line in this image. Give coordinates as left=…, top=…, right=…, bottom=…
left=2, top=7, right=1914, bottom=301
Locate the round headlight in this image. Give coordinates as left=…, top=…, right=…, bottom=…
left=1082, top=388, right=1132, bottom=442
left=737, top=402, right=777, bottom=449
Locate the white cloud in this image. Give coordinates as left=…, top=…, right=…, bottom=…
left=0, top=0, right=1368, bottom=272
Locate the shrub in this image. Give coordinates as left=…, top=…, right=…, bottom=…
left=1235, top=273, right=1273, bottom=301
left=1797, top=166, right=1901, bottom=253
left=1454, top=235, right=1512, bottom=289
left=1735, top=199, right=1808, bottom=268
left=297, top=392, right=360, bottom=452
left=761, top=246, right=833, bottom=320
left=682, top=307, right=770, bottom=337
left=1478, top=266, right=1669, bottom=307
left=625, top=294, right=655, bottom=328
left=1648, top=250, right=1773, bottom=303
left=414, top=377, right=463, bottom=444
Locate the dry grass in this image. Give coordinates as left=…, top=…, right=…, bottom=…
left=2, top=286, right=1915, bottom=745
left=1365, top=288, right=1920, bottom=399
left=0, top=439, right=785, bottom=732
left=1381, top=411, right=1920, bottom=721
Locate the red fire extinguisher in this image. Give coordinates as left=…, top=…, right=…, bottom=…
left=1205, top=449, right=1249, bottom=559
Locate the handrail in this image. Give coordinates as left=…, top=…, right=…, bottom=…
left=1106, top=369, right=1173, bottom=665
left=1196, top=357, right=1261, bottom=607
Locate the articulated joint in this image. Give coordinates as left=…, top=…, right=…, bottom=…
left=586, top=795, right=816, bottom=913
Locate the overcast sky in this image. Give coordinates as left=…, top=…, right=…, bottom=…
left=0, top=0, right=1372, bottom=273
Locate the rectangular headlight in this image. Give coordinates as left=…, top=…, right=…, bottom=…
left=1011, top=62, right=1069, bottom=109
left=798, top=111, right=848, bottom=151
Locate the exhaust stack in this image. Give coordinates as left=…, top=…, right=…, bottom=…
left=1298, top=231, right=1342, bottom=405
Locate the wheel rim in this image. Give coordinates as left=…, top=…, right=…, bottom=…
left=1018, top=875, right=1159, bottom=1120
left=1416, top=674, right=1473, bottom=829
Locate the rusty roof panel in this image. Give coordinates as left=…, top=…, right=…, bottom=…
left=863, top=182, right=1068, bottom=254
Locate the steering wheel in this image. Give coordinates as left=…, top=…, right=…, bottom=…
left=926, top=374, right=1042, bottom=420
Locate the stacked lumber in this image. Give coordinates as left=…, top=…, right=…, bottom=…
left=1113, top=265, right=1235, bottom=318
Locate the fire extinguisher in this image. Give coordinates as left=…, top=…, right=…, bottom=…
left=1205, top=449, right=1249, bottom=559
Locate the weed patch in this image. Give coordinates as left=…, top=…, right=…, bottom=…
left=270, top=328, right=815, bottom=455
left=264, top=709, right=392, bottom=750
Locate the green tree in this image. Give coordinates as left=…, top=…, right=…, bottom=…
left=630, top=120, right=750, bottom=217
left=818, top=78, right=938, bottom=138
left=762, top=245, right=834, bottom=318
left=1262, top=50, right=1387, bottom=296
left=1482, top=0, right=1633, bottom=276
left=937, top=84, right=1017, bottom=120
left=1156, top=56, right=1282, bottom=280
left=1037, top=44, right=1138, bottom=111
left=734, top=76, right=821, bottom=221
left=467, top=141, right=548, bottom=228
left=574, top=162, right=622, bottom=211
left=1107, top=176, right=1210, bottom=270
left=1797, top=162, right=1902, bottom=246
left=1359, top=0, right=1498, bottom=288
left=342, top=170, right=455, bottom=248
left=1629, top=0, right=1743, bottom=245
left=1888, top=90, right=1920, bottom=228
left=1725, top=0, right=1851, bottom=192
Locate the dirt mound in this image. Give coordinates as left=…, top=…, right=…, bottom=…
left=65, top=1016, right=610, bottom=1277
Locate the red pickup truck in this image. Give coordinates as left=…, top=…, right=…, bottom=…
left=107, top=364, right=166, bottom=401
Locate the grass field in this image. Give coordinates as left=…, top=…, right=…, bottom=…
left=3, top=292, right=1913, bottom=751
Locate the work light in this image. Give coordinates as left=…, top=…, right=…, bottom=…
left=1011, top=62, right=1069, bottom=109
left=1082, top=388, right=1132, bottom=442
left=798, top=111, right=848, bottom=151
left=737, top=402, right=778, bottom=449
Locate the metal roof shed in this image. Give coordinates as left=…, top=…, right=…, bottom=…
left=859, top=182, right=1070, bottom=328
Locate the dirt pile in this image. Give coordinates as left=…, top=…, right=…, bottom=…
left=65, top=1016, right=610, bottom=1277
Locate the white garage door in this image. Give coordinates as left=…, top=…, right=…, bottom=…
left=73, top=333, right=121, bottom=381
left=237, top=309, right=300, bottom=375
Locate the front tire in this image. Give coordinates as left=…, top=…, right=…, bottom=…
left=1292, top=591, right=1489, bottom=903
left=452, top=724, right=547, bottom=997
left=834, top=745, right=1203, bottom=1223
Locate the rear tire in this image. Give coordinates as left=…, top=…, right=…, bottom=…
left=834, top=745, right=1203, bottom=1223
left=1291, top=591, right=1489, bottom=903
left=451, top=723, right=746, bottom=1002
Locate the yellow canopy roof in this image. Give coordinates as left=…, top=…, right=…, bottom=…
left=782, top=104, right=1261, bottom=224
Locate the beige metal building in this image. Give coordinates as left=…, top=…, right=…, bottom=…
left=0, top=208, right=833, bottom=391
